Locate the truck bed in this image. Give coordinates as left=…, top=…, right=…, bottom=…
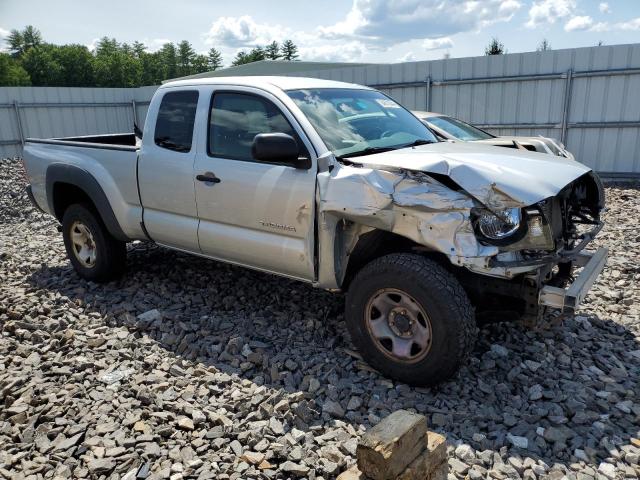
left=26, top=133, right=139, bottom=151
left=23, top=133, right=144, bottom=240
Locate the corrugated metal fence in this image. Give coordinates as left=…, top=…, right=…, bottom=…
left=0, top=86, right=158, bottom=158
left=0, top=43, right=639, bottom=176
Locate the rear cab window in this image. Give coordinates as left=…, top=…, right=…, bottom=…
left=154, top=90, right=199, bottom=152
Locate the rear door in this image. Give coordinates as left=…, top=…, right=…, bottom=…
left=138, top=89, right=200, bottom=251
left=193, top=86, right=317, bottom=281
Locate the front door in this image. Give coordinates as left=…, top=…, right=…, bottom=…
left=193, top=88, right=316, bottom=281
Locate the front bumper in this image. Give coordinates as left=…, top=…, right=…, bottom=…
left=538, top=247, right=608, bottom=313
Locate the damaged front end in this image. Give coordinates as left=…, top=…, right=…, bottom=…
left=316, top=151, right=606, bottom=325
left=486, top=171, right=605, bottom=268
left=467, top=171, right=607, bottom=322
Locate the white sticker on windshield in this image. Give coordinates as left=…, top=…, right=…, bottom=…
left=375, top=98, right=401, bottom=108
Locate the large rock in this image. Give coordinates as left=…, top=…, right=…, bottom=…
left=396, top=432, right=447, bottom=480
left=356, top=410, right=428, bottom=480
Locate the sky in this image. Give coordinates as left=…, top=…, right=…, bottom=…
left=0, top=0, right=639, bottom=65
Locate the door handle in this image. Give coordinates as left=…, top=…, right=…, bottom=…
left=196, top=173, right=221, bottom=184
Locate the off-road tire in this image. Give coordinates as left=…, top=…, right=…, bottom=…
left=345, top=253, right=477, bottom=386
left=62, top=203, right=126, bottom=282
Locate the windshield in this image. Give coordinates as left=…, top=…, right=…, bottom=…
left=287, top=88, right=438, bottom=158
left=427, top=116, right=494, bottom=141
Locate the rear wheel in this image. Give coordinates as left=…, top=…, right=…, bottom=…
left=62, top=203, right=126, bottom=282
left=345, top=253, right=477, bottom=386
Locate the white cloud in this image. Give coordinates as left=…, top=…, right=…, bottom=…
left=599, top=2, right=610, bottom=14
left=526, top=0, right=576, bottom=28
left=497, top=0, right=522, bottom=20
left=202, top=14, right=364, bottom=62
left=423, top=37, right=454, bottom=50
left=298, top=42, right=368, bottom=62
left=143, top=38, right=173, bottom=52
left=86, top=38, right=100, bottom=52
left=203, top=15, right=289, bottom=48
left=319, top=0, right=522, bottom=45
left=617, top=17, right=640, bottom=31
left=0, top=27, right=10, bottom=52
left=560, top=15, right=640, bottom=34
left=564, top=15, right=593, bottom=32
left=200, top=2, right=508, bottom=64
left=590, top=22, right=610, bottom=32
left=398, top=51, right=416, bottom=62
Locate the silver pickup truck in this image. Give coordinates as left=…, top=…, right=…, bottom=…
left=23, top=76, right=607, bottom=386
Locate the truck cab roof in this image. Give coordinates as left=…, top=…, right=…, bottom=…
left=160, top=75, right=371, bottom=93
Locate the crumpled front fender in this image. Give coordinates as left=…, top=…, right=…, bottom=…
left=314, top=163, right=505, bottom=289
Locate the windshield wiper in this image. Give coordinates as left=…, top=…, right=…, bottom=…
left=337, top=139, right=436, bottom=160
left=401, top=139, right=436, bottom=148
left=338, top=146, right=399, bottom=159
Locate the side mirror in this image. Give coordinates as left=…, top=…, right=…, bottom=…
left=252, top=133, right=300, bottom=165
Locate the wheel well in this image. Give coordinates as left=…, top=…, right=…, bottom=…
left=52, top=182, right=94, bottom=221
left=342, top=229, right=449, bottom=290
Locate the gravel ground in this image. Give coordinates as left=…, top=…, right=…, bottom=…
left=1, top=156, right=639, bottom=480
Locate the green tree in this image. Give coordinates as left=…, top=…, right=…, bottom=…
left=7, top=25, right=42, bottom=57
left=22, top=26, right=42, bottom=50
left=192, top=54, right=209, bottom=74
left=93, top=38, right=141, bottom=87
left=95, top=37, right=119, bottom=56
left=132, top=41, right=147, bottom=58
left=250, top=46, right=265, bottom=61
left=159, top=43, right=178, bottom=79
left=139, top=51, right=165, bottom=85
left=207, top=48, right=223, bottom=70
left=6, top=29, right=23, bottom=57
left=280, top=40, right=298, bottom=61
left=265, top=41, right=281, bottom=60
left=177, top=40, right=196, bottom=76
left=54, top=44, right=95, bottom=86
left=232, top=51, right=250, bottom=66
left=21, top=44, right=64, bottom=85
left=485, top=38, right=505, bottom=55
left=0, top=53, right=31, bottom=85
left=231, top=46, right=265, bottom=66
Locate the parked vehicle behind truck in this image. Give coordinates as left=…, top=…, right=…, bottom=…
left=23, top=76, right=607, bottom=386
left=413, top=110, right=574, bottom=159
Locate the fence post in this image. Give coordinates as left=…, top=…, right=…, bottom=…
left=561, top=69, right=573, bottom=144
left=131, top=100, right=138, bottom=127
left=13, top=101, right=25, bottom=146
left=425, top=76, right=432, bottom=112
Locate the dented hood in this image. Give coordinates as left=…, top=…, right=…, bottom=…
left=346, top=141, right=591, bottom=207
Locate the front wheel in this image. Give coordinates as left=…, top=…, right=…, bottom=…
left=345, top=253, right=477, bottom=386
left=62, top=203, right=126, bottom=282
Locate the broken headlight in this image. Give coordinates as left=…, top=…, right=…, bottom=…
left=472, top=207, right=522, bottom=241
left=473, top=206, right=555, bottom=250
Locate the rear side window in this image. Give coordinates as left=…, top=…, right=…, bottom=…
left=208, top=92, right=306, bottom=162
left=154, top=90, right=199, bottom=152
